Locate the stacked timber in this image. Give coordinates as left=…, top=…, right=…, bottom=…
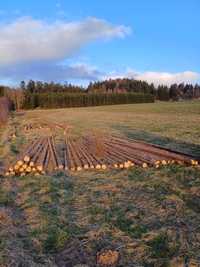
left=5, top=133, right=199, bottom=176
left=24, top=122, right=70, bottom=132
left=5, top=136, right=63, bottom=177
left=63, top=134, right=199, bottom=171
left=107, top=135, right=199, bottom=168
left=24, top=123, right=50, bottom=131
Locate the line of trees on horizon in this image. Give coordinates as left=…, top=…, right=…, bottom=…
left=22, top=92, right=154, bottom=109
left=19, top=79, right=200, bottom=101
left=0, top=78, right=200, bottom=110
left=87, top=79, right=200, bottom=101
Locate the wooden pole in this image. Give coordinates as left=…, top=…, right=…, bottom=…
left=68, top=139, right=83, bottom=171
left=110, top=136, right=197, bottom=165
left=48, top=137, right=59, bottom=170
left=65, top=138, right=76, bottom=171
left=51, top=136, right=64, bottom=169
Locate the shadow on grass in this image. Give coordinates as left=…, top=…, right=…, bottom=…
left=112, top=125, right=200, bottom=158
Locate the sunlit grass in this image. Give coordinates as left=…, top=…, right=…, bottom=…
left=0, top=101, right=200, bottom=266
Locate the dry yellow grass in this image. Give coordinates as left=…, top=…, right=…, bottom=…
left=0, top=101, right=200, bottom=266
left=20, top=100, right=200, bottom=145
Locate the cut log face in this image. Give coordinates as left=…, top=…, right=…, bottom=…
left=24, top=156, right=30, bottom=163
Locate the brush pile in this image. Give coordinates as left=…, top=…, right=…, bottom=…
left=5, top=134, right=199, bottom=176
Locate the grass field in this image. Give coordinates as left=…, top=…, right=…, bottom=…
left=0, top=101, right=200, bottom=266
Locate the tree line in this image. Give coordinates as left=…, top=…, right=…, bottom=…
left=87, top=79, right=200, bottom=101
left=0, top=78, right=199, bottom=110
left=20, top=80, right=84, bottom=94
left=23, top=92, right=154, bottom=109
left=16, top=79, right=200, bottom=102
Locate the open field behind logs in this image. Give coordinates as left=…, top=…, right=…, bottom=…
left=0, top=100, right=200, bottom=266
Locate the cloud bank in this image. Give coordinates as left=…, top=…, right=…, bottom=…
left=105, top=70, right=200, bottom=86
left=0, top=17, right=130, bottom=66
left=0, top=16, right=199, bottom=86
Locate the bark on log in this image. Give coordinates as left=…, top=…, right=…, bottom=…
left=36, top=140, right=49, bottom=171
left=71, top=140, right=89, bottom=169
left=110, top=136, right=197, bottom=165
left=81, top=137, right=106, bottom=169
left=68, top=139, right=83, bottom=171
left=31, top=138, right=47, bottom=167
left=104, top=139, right=156, bottom=165
left=78, top=142, right=96, bottom=169
left=44, top=145, right=50, bottom=170
left=103, top=141, right=148, bottom=167
left=51, top=136, right=63, bottom=169
left=65, top=138, right=76, bottom=171
left=48, top=137, right=59, bottom=170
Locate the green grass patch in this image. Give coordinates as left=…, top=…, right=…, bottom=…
left=147, top=232, right=179, bottom=260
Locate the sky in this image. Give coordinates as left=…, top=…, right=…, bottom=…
left=0, top=0, right=199, bottom=87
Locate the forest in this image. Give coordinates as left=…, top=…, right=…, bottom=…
left=87, top=78, right=200, bottom=101
left=0, top=78, right=200, bottom=110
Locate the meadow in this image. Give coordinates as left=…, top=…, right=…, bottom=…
left=0, top=100, right=200, bottom=266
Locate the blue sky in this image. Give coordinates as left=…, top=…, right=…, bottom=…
left=0, top=0, right=199, bottom=86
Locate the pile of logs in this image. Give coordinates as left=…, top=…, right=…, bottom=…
left=5, top=134, right=199, bottom=176
left=24, top=123, right=50, bottom=131
left=63, top=134, right=199, bottom=171
left=24, top=123, right=70, bottom=132
left=5, top=137, right=63, bottom=177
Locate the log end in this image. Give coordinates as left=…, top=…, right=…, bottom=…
left=30, top=162, right=35, bottom=167
left=37, top=166, right=43, bottom=172
left=119, top=164, right=124, bottom=169
left=77, top=166, right=82, bottom=171
left=142, top=163, right=148, bottom=168
left=101, top=164, right=107, bottom=170
left=124, top=162, right=130, bottom=169
left=24, top=156, right=30, bottom=163
left=17, top=160, right=24, bottom=167
left=84, top=164, right=89, bottom=170
left=14, top=165, right=20, bottom=171
left=96, top=164, right=101, bottom=170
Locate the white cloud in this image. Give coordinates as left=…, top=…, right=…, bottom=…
left=104, top=69, right=200, bottom=86
left=0, top=17, right=131, bottom=66
left=0, top=16, right=198, bottom=87
left=1, top=60, right=199, bottom=86
left=134, top=71, right=200, bottom=86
